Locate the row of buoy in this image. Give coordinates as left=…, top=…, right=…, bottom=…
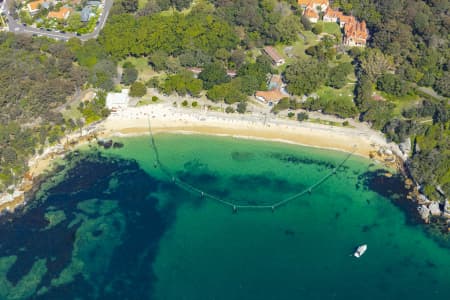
left=148, top=117, right=355, bottom=212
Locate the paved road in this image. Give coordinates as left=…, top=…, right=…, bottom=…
left=2, top=0, right=113, bottom=41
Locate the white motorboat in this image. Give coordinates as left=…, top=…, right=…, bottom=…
left=354, top=244, right=367, bottom=258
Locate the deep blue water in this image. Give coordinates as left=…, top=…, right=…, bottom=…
left=0, top=135, right=449, bottom=299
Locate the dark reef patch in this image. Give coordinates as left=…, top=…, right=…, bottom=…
left=231, top=151, right=254, bottom=162
left=269, top=152, right=338, bottom=170
left=358, top=169, right=421, bottom=225
left=0, top=150, right=185, bottom=299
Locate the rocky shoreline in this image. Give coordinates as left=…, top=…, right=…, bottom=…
left=0, top=107, right=448, bottom=233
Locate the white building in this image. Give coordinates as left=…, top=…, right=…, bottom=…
left=106, top=89, right=130, bottom=110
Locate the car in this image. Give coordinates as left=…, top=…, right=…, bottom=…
left=60, top=30, right=65, bottom=33
left=46, top=28, right=51, bottom=31
left=22, top=23, right=26, bottom=26
left=76, top=32, right=81, bottom=36
left=96, top=21, right=99, bottom=25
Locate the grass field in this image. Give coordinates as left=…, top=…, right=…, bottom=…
left=317, top=21, right=342, bottom=39
left=274, top=31, right=321, bottom=67
left=308, top=118, right=354, bottom=128
left=120, top=57, right=158, bottom=83
left=377, top=90, right=420, bottom=116
left=316, top=84, right=355, bottom=104
left=138, top=0, right=148, bottom=9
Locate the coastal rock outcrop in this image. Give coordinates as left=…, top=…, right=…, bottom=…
left=429, top=202, right=441, bottom=216
left=417, top=205, right=430, bottom=223
left=444, top=199, right=450, bottom=219
left=399, top=138, right=411, bottom=160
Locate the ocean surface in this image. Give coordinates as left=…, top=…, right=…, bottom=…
left=0, top=134, right=449, bottom=300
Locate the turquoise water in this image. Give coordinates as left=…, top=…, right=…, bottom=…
left=0, top=134, right=449, bottom=299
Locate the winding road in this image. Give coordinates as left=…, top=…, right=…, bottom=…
left=1, top=0, right=113, bottom=41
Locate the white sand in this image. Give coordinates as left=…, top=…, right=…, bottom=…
left=100, top=103, right=397, bottom=159
left=1, top=103, right=400, bottom=212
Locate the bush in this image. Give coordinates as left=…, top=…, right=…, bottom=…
left=288, top=112, right=295, bottom=118
left=192, top=101, right=198, bottom=107
left=236, top=101, right=247, bottom=114
left=181, top=100, right=189, bottom=107
left=312, top=24, right=323, bottom=35
left=377, top=74, right=410, bottom=96
left=129, top=82, right=147, bottom=97
left=301, top=15, right=312, bottom=31
left=225, top=106, right=235, bottom=113
left=146, top=77, right=160, bottom=88
left=297, top=112, right=309, bottom=121
left=342, top=120, right=349, bottom=126
left=152, top=96, right=159, bottom=102
left=121, top=64, right=138, bottom=85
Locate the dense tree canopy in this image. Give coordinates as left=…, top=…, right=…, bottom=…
left=99, top=13, right=239, bottom=59
left=0, top=33, right=116, bottom=190
left=284, top=58, right=327, bottom=95
left=198, top=62, right=230, bottom=89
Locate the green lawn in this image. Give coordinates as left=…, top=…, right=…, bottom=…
left=138, top=0, right=148, bottom=9
left=120, top=57, right=158, bottom=82
left=273, top=31, right=321, bottom=67
left=317, top=21, right=342, bottom=39
left=376, top=90, right=420, bottom=116
left=308, top=118, right=354, bottom=128
left=316, top=84, right=355, bottom=104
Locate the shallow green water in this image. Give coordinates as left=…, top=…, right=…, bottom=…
left=0, top=134, right=449, bottom=299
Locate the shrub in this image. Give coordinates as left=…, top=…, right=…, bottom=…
left=129, top=82, right=147, bottom=97
left=312, top=24, right=323, bottom=35
left=192, top=101, right=198, bottom=107
left=152, top=96, right=159, bottom=102
left=288, top=112, right=295, bottom=118
left=146, top=77, right=160, bottom=88
left=236, top=101, right=247, bottom=114
left=225, top=106, right=235, bottom=113
left=297, top=112, right=309, bottom=121
left=377, top=74, right=410, bottom=96
left=181, top=100, right=189, bottom=107
left=342, top=120, right=349, bottom=126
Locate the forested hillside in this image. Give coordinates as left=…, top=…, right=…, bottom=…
left=0, top=33, right=115, bottom=191
left=339, top=0, right=449, bottom=199
left=1, top=0, right=448, bottom=201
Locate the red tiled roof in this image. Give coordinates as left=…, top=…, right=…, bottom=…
left=27, top=0, right=44, bottom=11
left=48, top=7, right=72, bottom=20
left=324, top=7, right=343, bottom=19
left=304, top=7, right=319, bottom=19
left=255, top=90, right=287, bottom=102
left=298, top=0, right=329, bottom=6
left=344, top=20, right=368, bottom=44
left=264, top=46, right=284, bottom=63
left=339, top=14, right=355, bottom=24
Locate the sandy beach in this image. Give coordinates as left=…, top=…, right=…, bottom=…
left=100, top=103, right=398, bottom=159
left=0, top=103, right=401, bottom=212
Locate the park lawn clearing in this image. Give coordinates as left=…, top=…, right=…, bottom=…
left=377, top=90, right=420, bottom=117
left=121, top=57, right=158, bottom=82
left=274, top=31, right=321, bottom=65
left=318, top=21, right=342, bottom=39
left=138, top=0, right=148, bottom=9
left=316, top=84, right=355, bottom=104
